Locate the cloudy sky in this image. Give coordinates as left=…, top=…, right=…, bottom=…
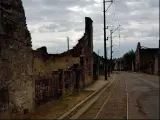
left=22, top=0, right=159, bottom=58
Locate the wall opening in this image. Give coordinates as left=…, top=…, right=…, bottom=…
left=23, top=109, right=29, bottom=115
left=0, top=88, right=9, bottom=113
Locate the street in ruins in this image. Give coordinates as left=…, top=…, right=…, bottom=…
left=0, top=0, right=159, bottom=119
left=78, top=72, right=159, bottom=119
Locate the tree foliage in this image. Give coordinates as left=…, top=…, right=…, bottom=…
left=122, top=49, right=135, bottom=70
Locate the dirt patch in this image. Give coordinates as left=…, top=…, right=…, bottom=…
left=11, top=91, right=93, bottom=119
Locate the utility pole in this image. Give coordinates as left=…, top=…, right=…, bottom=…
left=103, top=0, right=107, bottom=80
left=110, top=30, right=113, bottom=73
left=67, top=37, right=69, bottom=51
left=107, top=46, right=110, bottom=77
left=106, top=25, right=120, bottom=74
left=103, top=0, right=113, bottom=80
left=158, top=39, right=160, bottom=78
left=98, top=50, right=100, bottom=56
left=98, top=50, right=100, bottom=76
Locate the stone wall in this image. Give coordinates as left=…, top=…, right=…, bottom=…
left=33, top=17, right=93, bottom=86
left=0, top=0, right=94, bottom=116
left=32, top=47, right=79, bottom=78
left=0, top=0, right=34, bottom=116
left=135, top=42, right=141, bottom=70
left=84, top=17, right=93, bottom=85
left=154, top=54, right=158, bottom=75
left=135, top=42, right=158, bottom=74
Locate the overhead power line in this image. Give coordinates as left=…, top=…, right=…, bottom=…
left=103, top=0, right=113, bottom=80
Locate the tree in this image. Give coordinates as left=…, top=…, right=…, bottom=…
left=122, top=50, right=135, bottom=71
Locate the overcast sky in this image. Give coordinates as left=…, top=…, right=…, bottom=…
left=22, top=0, right=159, bottom=58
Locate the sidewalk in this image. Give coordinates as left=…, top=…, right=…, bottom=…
left=12, top=76, right=112, bottom=119
left=85, top=76, right=109, bottom=91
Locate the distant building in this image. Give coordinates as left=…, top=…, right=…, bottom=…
left=135, top=42, right=158, bottom=75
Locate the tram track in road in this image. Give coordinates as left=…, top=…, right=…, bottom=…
left=94, top=77, right=119, bottom=119
left=77, top=72, right=159, bottom=119
left=123, top=74, right=129, bottom=120
left=68, top=74, right=117, bottom=119
left=78, top=73, right=127, bottom=119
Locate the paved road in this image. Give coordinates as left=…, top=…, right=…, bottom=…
left=122, top=72, right=159, bottom=119
left=78, top=72, right=159, bottom=119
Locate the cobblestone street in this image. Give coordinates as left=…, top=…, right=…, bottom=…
left=79, top=73, right=127, bottom=119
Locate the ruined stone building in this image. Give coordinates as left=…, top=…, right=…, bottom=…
left=0, top=0, right=94, bottom=117
left=32, top=17, right=94, bottom=86
left=31, top=17, right=94, bottom=108
left=135, top=42, right=158, bottom=74
left=0, top=0, right=34, bottom=116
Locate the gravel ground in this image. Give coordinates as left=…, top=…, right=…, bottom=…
left=79, top=74, right=127, bottom=119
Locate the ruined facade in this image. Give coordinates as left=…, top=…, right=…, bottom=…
left=135, top=42, right=158, bottom=74
left=0, top=0, right=94, bottom=117
left=154, top=52, right=158, bottom=75
left=31, top=17, right=94, bottom=107
left=33, top=17, right=94, bottom=86
left=0, top=0, right=34, bottom=116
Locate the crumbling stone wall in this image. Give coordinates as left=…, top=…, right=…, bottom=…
left=0, top=0, right=34, bottom=116
left=32, top=47, right=79, bottom=78
left=83, top=17, right=93, bottom=85
left=135, top=42, right=141, bottom=71
left=154, top=54, right=158, bottom=75
left=135, top=42, right=159, bottom=74
left=33, top=17, right=93, bottom=86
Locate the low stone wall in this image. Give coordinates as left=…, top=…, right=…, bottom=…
left=34, top=66, right=85, bottom=106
